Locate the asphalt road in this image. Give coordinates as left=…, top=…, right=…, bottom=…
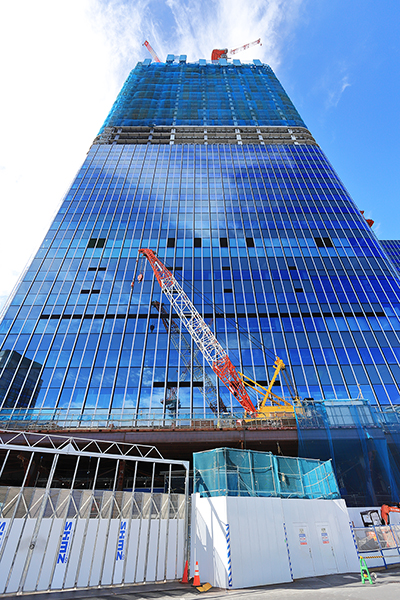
left=6, top=568, right=400, bottom=600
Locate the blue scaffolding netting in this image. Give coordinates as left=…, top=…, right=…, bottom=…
left=193, top=447, right=340, bottom=499
left=295, top=399, right=400, bottom=507
left=98, top=62, right=306, bottom=131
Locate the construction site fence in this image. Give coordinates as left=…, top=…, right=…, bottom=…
left=353, top=524, right=400, bottom=569
left=193, top=447, right=340, bottom=499
left=0, top=408, right=296, bottom=431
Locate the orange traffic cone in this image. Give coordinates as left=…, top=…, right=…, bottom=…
left=181, top=560, right=189, bottom=583
left=193, top=561, right=201, bottom=586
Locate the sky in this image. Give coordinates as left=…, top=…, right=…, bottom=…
left=0, top=0, right=399, bottom=312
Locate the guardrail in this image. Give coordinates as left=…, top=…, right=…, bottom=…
left=0, top=409, right=297, bottom=432
left=353, top=525, right=400, bottom=569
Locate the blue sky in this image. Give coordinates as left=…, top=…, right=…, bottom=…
left=0, top=0, right=399, bottom=311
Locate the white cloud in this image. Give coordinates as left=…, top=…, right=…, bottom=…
left=325, top=74, right=351, bottom=109
left=164, top=0, right=304, bottom=67
left=0, top=0, right=305, bottom=313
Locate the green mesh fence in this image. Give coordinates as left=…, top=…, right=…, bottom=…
left=193, top=448, right=339, bottom=499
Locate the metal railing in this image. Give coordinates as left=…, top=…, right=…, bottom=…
left=353, top=525, right=400, bottom=569
left=0, top=408, right=297, bottom=432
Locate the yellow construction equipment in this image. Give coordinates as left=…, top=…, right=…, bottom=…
left=239, top=357, right=300, bottom=421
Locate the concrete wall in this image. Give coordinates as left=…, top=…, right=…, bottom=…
left=191, top=494, right=359, bottom=589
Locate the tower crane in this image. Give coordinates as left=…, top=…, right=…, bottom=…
left=143, top=40, right=161, bottom=63
left=211, top=39, right=261, bottom=62
left=152, top=301, right=228, bottom=414
left=138, top=249, right=256, bottom=414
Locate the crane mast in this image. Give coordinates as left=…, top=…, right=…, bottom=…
left=139, top=249, right=256, bottom=414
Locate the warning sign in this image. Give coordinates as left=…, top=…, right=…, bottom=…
left=299, top=528, right=307, bottom=546
left=321, top=528, right=329, bottom=544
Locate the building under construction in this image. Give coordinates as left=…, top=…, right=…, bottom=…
left=1, top=49, right=400, bottom=508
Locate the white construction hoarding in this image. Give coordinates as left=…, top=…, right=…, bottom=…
left=191, top=494, right=359, bottom=589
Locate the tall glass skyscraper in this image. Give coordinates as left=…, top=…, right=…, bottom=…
left=1, top=56, right=400, bottom=428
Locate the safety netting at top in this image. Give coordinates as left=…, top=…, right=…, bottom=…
left=193, top=448, right=340, bottom=499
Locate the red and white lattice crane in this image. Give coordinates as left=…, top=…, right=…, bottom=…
left=211, top=39, right=261, bottom=62
left=143, top=40, right=161, bottom=63
left=138, top=249, right=256, bottom=414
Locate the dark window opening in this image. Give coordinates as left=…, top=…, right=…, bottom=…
left=289, top=266, right=297, bottom=271
left=294, top=288, right=303, bottom=293
left=220, top=237, right=228, bottom=248
left=167, top=238, right=175, bottom=248
left=224, top=288, right=232, bottom=293
left=194, top=238, right=202, bottom=248
left=315, top=237, right=334, bottom=248
left=88, top=238, right=106, bottom=249
left=246, top=237, right=255, bottom=248
left=81, top=290, right=90, bottom=295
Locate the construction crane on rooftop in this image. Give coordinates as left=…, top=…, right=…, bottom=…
left=211, top=39, right=262, bottom=62
left=143, top=40, right=161, bottom=63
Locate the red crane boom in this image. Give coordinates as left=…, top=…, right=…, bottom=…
left=143, top=40, right=161, bottom=63
left=211, top=39, right=261, bottom=62
left=139, top=249, right=256, bottom=414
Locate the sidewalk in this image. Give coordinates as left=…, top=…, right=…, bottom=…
left=6, top=567, right=400, bottom=600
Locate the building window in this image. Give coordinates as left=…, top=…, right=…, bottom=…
left=87, top=238, right=106, bottom=249
left=194, top=238, right=202, bottom=247
left=167, top=238, right=175, bottom=248
left=315, top=237, right=333, bottom=248
left=220, top=237, right=228, bottom=248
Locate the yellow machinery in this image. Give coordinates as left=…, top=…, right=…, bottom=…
left=239, top=357, right=300, bottom=421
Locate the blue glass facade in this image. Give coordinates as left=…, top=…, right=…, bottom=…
left=381, top=240, right=400, bottom=275
left=1, top=59, right=400, bottom=425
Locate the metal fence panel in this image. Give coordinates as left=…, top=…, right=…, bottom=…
left=0, top=431, right=189, bottom=594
